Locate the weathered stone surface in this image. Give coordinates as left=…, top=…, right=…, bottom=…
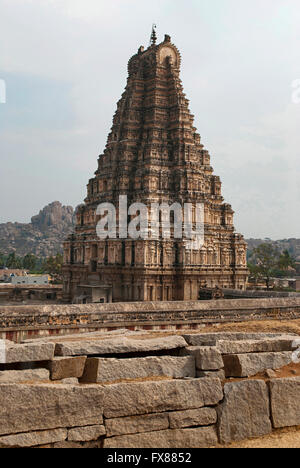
left=81, top=356, right=195, bottom=383
left=106, top=414, right=169, bottom=438
left=182, top=332, right=285, bottom=347
left=182, top=346, right=223, bottom=370
left=270, top=377, right=300, bottom=428
left=68, top=425, right=106, bottom=442
left=265, top=369, right=277, bottom=379
left=42, top=438, right=103, bottom=449
left=0, top=429, right=67, bottom=448
left=218, top=380, right=272, bottom=444
left=223, top=352, right=293, bottom=377
left=60, top=378, right=79, bottom=385
left=0, top=369, right=49, bottom=383
left=50, top=356, right=87, bottom=380
left=196, top=369, right=225, bottom=380
left=217, top=339, right=296, bottom=355
left=22, top=328, right=136, bottom=344
left=52, top=440, right=102, bottom=449
left=0, top=383, right=104, bottom=436
left=104, top=427, right=218, bottom=448
left=103, top=378, right=223, bottom=418
left=1, top=342, right=55, bottom=364
left=169, top=407, right=217, bottom=429
left=55, top=335, right=187, bottom=357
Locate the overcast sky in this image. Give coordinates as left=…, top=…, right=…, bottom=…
left=0, top=0, right=299, bottom=239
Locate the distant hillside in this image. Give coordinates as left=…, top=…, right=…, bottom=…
left=246, top=238, right=300, bottom=262
left=0, top=202, right=75, bottom=257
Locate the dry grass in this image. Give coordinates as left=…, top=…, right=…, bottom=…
left=189, top=319, right=300, bottom=336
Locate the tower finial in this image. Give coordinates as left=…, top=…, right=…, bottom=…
left=150, top=24, right=157, bottom=46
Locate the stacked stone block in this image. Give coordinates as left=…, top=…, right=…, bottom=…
left=0, top=330, right=299, bottom=447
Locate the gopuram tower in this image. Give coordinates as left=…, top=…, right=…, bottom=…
left=63, top=32, right=249, bottom=304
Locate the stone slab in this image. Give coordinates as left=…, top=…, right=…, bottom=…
left=60, top=378, right=79, bottom=385
left=1, top=342, right=55, bottom=364
left=0, top=383, right=104, bottom=436
left=218, top=380, right=272, bottom=444
left=169, top=407, right=217, bottom=429
left=0, top=429, right=67, bottom=448
left=223, top=352, right=293, bottom=377
left=68, top=425, right=106, bottom=442
left=50, top=356, right=87, bottom=380
left=81, top=356, right=195, bottom=383
left=182, top=346, right=223, bottom=370
left=23, top=328, right=136, bottom=343
left=217, top=339, right=296, bottom=355
left=55, top=335, right=187, bottom=357
left=50, top=440, right=102, bottom=448
left=265, top=369, right=277, bottom=379
left=196, top=369, right=225, bottom=380
left=103, top=377, right=223, bottom=418
left=104, top=426, right=218, bottom=448
left=182, top=332, right=288, bottom=347
left=0, top=369, right=50, bottom=383
left=106, top=413, right=169, bottom=438
left=270, top=377, right=300, bottom=428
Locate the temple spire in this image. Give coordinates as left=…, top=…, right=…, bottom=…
left=63, top=33, right=249, bottom=304
left=150, top=24, right=157, bottom=46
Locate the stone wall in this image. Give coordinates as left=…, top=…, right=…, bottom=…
left=1, top=297, right=300, bottom=343
left=223, top=289, right=300, bottom=299
left=0, top=330, right=299, bottom=448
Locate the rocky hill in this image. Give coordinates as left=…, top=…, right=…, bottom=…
left=246, top=238, right=300, bottom=262
left=0, top=202, right=74, bottom=257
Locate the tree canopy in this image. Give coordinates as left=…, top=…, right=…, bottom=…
left=0, top=252, right=63, bottom=283
left=248, top=243, right=296, bottom=289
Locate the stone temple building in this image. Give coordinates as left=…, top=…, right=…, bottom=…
left=63, top=32, right=249, bottom=304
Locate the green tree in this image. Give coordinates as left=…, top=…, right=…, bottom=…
left=22, top=253, right=37, bottom=272
left=42, top=253, right=63, bottom=283
left=278, top=250, right=296, bottom=272
left=6, top=252, right=22, bottom=269
left=248, top=244, right=281, bottom=290
left=0, top=251, right=6, bottom=267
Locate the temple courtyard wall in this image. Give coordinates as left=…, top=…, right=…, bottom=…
left=0, top=330, right=300, bottom=448
left=0, top=297, right=300, bottom=343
